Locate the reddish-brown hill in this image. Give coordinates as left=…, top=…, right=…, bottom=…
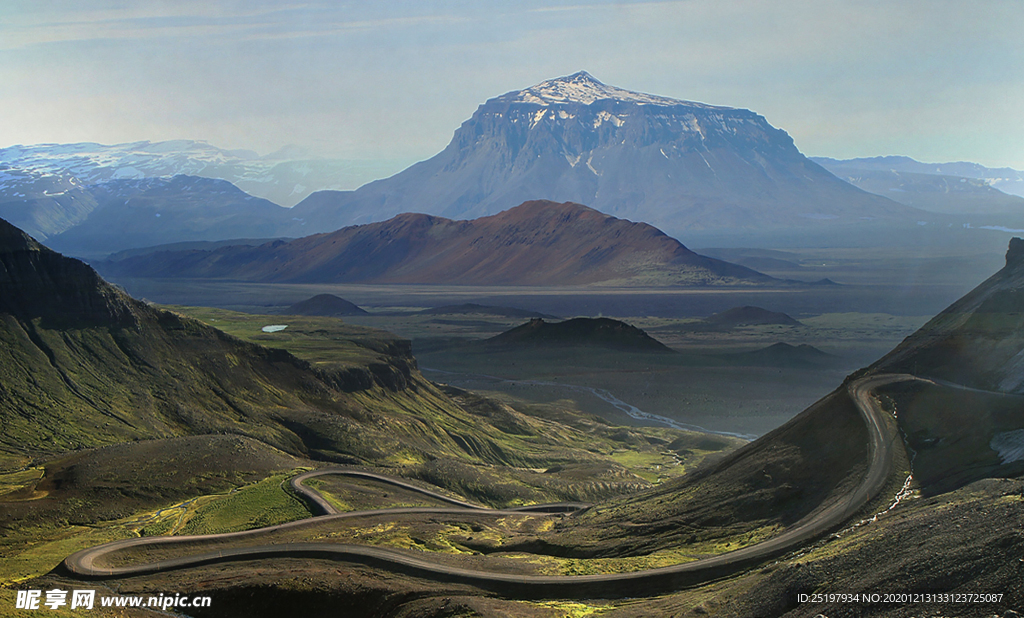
left=100, top=201, right=772, bottom=287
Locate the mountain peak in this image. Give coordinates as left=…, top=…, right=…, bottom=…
left=0, top=217, right=44, bottom=254
left=495, top=71, right=728, bottom=109
left=559, top=70, right=603, bottom=87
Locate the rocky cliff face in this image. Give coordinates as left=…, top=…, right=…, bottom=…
left=289, top=72, right=916, bottom=238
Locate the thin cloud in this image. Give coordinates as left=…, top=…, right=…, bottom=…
left=1, top=6, right=474, bottom=49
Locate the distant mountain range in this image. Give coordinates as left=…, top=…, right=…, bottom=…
left=4, top=75, right=1022, bottom=255
left=814, top=156, right=1024, bottom=198
left=44, top=176, right=291, bottom=258
left=814, top=156, right=1024, bottom=214
left=0, top=170, right=296, bottom=258
left=284, top=72, right=917, bottom=240
left=98, top=201, right=774, bottom=287
left=0, top=140, right=401, bottom=207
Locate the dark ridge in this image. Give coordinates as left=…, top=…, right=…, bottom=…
left=705, top=306, right=802, bottom=328
left=0, top=216, right=430, bottom=460
left=286, top=294, right=368, bottom=316
left=726, top=342, right=839, bottom=368
left=106, top=237, right=290, bottom=262
left=419, top=303, right=559, bottom=320
left=484, top=317, right=673, bottom=353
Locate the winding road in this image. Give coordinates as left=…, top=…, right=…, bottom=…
left=62, top=374, right=916, bottom=599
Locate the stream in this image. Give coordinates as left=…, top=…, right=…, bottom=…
left=421, top=367, right=756, bottom=441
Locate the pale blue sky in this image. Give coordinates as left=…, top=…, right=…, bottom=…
left=2, top=0, right=1022, bottom=173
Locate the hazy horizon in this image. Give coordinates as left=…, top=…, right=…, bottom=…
left=2, top=0, right=1021, bottom=179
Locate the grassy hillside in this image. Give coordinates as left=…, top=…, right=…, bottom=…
left=170, top=306, right=745, bottom=500
left=0, top=435, right=306, bottom=585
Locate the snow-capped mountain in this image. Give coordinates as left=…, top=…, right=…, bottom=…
left=499, top=70, right=714, bottom=107
left=0, top=140, right=387, bottom=209
left=0, top=165, right=98, bottom=241
left=0, top=140, right=258, bottom=181
left=287, top=71, right=918, bottom=240
left=0, top=140, right=403, bottom=253
left=0, top=169, right=293, bottom=258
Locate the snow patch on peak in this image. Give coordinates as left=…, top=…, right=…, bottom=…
left=991, top=429, right=1024, bottom=464
left=593, top=111, right=625, bottom=128
left=497, top=71, right=730, bottom=109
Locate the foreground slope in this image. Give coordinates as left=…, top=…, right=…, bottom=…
left=0, top=216, right=418, bottom=464
left=36, top=241, right=1024, bottom=616
left=859, top=238, right=1024, bottom=493
left=1, top=216, right=728, bottom=485
left=98, top=200, right=772, bottom=286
